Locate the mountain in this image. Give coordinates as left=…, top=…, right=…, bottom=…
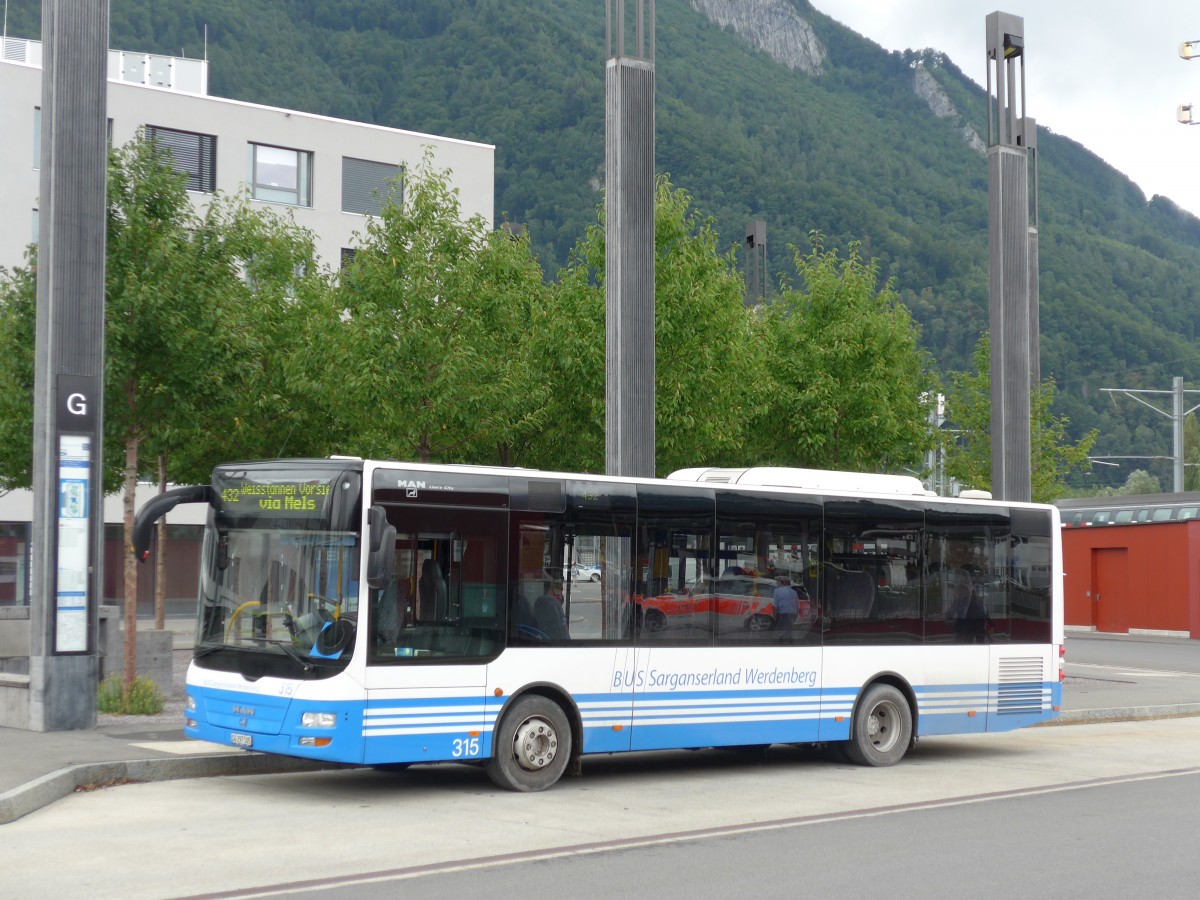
left=7, top=0, right=1200, bottom=489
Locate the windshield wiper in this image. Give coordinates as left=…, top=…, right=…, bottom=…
left=242, top=636, right=317, bottom=672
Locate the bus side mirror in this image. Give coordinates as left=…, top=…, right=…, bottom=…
left=366, top=505, right=396, bottom=589
left=132, top=484, right=214, bottom=562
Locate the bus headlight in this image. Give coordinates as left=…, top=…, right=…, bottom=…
left=301, top=711, right=337, bottom=728
left=186, top=694, right=196, bottom=711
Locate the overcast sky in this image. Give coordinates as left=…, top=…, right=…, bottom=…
left=809, top=1, right=1200, bottom=217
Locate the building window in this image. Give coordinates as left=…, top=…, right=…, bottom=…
left=248, top=142, right=312, bottom=207
left=340, top=247, right=357, bottom=269
left=341, top=157, right=401, bottom=216
left=146, top=125, right=216, bottom=193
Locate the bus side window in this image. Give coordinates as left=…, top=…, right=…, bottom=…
left=369, top=504, right=506, bottom=663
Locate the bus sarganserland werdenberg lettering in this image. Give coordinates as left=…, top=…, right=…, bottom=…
left=132, top=459, right=1063, bottom=791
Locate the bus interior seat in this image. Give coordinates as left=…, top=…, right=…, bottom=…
left=825, top=567, right=876, bottom=620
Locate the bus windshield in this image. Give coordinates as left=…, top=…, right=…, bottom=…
left=197, top=525, right=360, bottom=672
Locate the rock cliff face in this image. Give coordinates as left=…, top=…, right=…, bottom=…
left=912, top=63, right=986, bottom=156
left=691, top=0, right=826, bottom=76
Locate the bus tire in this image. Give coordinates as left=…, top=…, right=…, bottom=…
left=844, top=683, right=911, bottom=767
left=643, top=608, right=666, bottom=632
left=487, top=695, right=572, bottom=792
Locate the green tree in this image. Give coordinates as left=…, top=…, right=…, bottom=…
left=0, top=262, right=38, bottom=493
left=108, top=134, right=328, bottom=687
left=751, top=234, right=935, bottom=472
left=464, top=225, right=553, bottom=466
left=1185, top=413, right=1200, bottom=492
left=1115, top=469, right=1162, bottom=495
left=131, top=191, right=330, bottom=634
left=326, top=150, right=545, bottom=463
left=163, top=193, right=334, bottom=474
left=0, top=133, right=327, bottom=692
left=942, top=333, right=1097, bottom=501
left=532, top=176, right=757, bottom=475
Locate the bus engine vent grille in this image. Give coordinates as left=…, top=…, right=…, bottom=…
left=695, top=468, right=741, bottom=483
left=996, top=657, right=1046, bottom=715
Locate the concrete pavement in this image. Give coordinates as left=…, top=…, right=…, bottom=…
left=2, top=627, right=1197, bottom=825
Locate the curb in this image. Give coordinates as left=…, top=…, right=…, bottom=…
left=1046, top=710, right=1200, bottom=729
left=1040, top=705, right=1200, bottom=726
left=0, top=753, right=345, bottom=826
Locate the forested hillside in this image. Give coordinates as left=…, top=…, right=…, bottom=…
left=7, top=0, right=1200, bottom=489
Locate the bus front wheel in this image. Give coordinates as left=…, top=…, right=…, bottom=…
left=487, top=695, right=572, bottom=792
left=844, top=683, right=912, bottom=767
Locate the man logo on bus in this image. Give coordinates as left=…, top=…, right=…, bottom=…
left=397, top=478, right=425, bottom=498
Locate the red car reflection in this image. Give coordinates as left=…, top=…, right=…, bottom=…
left=636, top=575, right=779, bottom=633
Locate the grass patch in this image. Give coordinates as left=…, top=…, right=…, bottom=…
left=97, top=673, right=165, bottom=715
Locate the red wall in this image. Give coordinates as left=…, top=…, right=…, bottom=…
left=1062, top=521, right=1200, bottom=636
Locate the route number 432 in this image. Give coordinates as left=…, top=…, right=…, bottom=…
left=452, top=736, right=480, bottom=758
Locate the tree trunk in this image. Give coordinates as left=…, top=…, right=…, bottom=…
left=122, top=433, right=140, bottom=692
left=155, top=453, right=168, bottom=630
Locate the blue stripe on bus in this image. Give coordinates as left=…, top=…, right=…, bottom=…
left=187, top=679, right=1061, bottom=765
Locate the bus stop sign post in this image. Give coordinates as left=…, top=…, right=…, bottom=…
left=28, top=0, right=108, bottom=732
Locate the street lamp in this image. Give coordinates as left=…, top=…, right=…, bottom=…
left=1179, top=41, right=1200, bottom=124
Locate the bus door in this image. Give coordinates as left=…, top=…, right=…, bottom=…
left=363, top=469, right=510, bottom=766
left=629, top=485, right=716, bottom=752
left=503, top=477, right=639, bottom=756
left=923, top=506, right=1006, bottom=736
left=713, top=492, right=824, bottom=747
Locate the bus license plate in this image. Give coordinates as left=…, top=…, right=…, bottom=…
left=231, top=732, right=253, bottom=748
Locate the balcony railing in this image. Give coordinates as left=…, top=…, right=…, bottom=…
left=0, top=36, right=207, bottom=95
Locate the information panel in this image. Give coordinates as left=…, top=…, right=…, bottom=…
left=214, top=471, right=334, bottom=517
left=55, top=434, right=91, bottom=652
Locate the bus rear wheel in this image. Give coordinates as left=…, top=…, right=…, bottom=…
left=844, top=683, right=912, bottom=767
left=487, top=695, right=572, bottom=792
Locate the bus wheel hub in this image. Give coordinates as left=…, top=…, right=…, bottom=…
left=514, top=717, right=558, bottom=770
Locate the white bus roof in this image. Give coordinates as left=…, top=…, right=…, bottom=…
left=667, top=467, right=932, bottom=496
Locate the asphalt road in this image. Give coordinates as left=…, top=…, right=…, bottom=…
left=291, top=770, right=1200, bottom=900
left=5, top=715, right=1200, bottom=899
left=1066, top=630, right=1200, bottom=672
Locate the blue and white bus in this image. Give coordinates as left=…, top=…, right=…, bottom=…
left=133, top=459, right=1063, bottom=791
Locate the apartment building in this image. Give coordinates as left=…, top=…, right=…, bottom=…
left=0, top=36, right=495, bottom=272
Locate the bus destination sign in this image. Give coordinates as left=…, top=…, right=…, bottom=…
left=216, top=477, right=332, bottom=516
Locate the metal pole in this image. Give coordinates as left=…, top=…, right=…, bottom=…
left=1174, top=376, right=1185, bottom=492
left=28, top=0, right=108, bottom=731
left=605, top=0, right=656, bottom=478
left=986, top=11, right=1031, bottom=503
left=1101, top=380, right=1200, bottom=493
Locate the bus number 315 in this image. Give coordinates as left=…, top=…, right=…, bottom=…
left=452, top=736, right=481, bottom=758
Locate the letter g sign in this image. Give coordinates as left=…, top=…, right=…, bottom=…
left=56, top=375, right=98, bottom=431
